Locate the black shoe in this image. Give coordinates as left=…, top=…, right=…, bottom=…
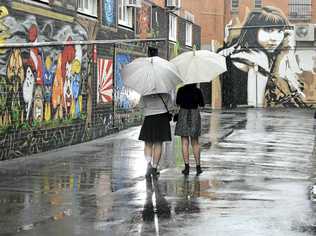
left=196, top=165, right=203, bottom=176
left=152, top=168, right=160, bottom=178
left=182, top=164, right=190, bottom=176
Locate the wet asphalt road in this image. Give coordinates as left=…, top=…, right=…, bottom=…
left=0, top=109, right=316, bottom=236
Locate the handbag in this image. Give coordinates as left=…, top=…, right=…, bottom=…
left=158, top=94, right=172, bottom=122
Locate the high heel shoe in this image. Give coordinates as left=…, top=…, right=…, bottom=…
left=196, top=165, right=203, bottom=176
left=182, top=164, right=190, bottom=176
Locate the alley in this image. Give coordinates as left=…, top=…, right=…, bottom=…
left=0, top=109, right=316, bottom=236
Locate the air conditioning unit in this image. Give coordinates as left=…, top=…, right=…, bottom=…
left=166, top=0, right=181, bottom=10
left=294, top=24, right=315, bottom=41
left=125, top=0, right=142, bottom=8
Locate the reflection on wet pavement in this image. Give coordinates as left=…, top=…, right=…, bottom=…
left=0, top=109, right=316, bottom=235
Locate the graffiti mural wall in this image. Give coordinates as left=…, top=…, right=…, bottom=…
left=219, top=6, right=316, bottom=108
left=0, top=4, right=88, bottom=126
left=136, top=2, right=152, bottom=39
left=0, top=3, right=89, bottom=159
left=114, top=53, right=142, bottom=130
left=115, top=54, right=140, bottom=110
left=97, top=58, right=113, bottom=104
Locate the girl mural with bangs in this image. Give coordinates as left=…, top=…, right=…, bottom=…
left=219, top=6, right=308, bottom=108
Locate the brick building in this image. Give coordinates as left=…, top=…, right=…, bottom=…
left=0, top=0, right=201, bottom=160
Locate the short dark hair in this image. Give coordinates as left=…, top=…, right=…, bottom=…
left=148, top=47, right=158, bottom=57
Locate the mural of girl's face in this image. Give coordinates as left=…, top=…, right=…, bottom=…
left=257, top=27, right=284, bottom=52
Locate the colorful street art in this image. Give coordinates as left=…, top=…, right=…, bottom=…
left=219, top=6, right=315, bottom=108
left=136, top=2, right=152, bottom=39
left=97, top=58, right=113, bottom=104
left=102, top=0, right=116, bottom=28
left=0, top=4, right=88, bottom=131
left=115, top=54, right=140, bottom=109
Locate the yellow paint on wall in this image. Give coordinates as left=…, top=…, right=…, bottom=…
left=70, top=99, right=75, bottom=117
left=0, top=6, right=8, bottom=18
left=79, top=96, right=82, bottom=112
left=12, top=2, right=74, bottom=23
left=45, top=103, right=51, bottom=121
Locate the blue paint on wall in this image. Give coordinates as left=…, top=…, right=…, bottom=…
left=115, top=54, right=132, bottom=109
left=102, top=0, right=115, bottom=27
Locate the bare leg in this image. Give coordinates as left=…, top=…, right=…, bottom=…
left=152, top=142, right=162, bottom=168
left=191, top=137, right=202, bottom=175
left=181, top=136, right=190, bottom=164
left=191, top=137, right=200, bottom=165
left=144, top=142, right=153, bottom=178
left=144, top=142, right=153, bottom=164
left=181, top=136, right=190, bottom=175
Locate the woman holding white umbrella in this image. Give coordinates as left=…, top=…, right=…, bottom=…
left=121, top=52, right=182, bottom=178
left=138, top=92, right=173, bottom=177
left=170, top=47, right=224, bottom=176
left=174, top=83, right=205, bottom=176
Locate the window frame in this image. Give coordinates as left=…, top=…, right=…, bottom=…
left=118, top=0, right=134, bottom=28
left=254, top=0, right=262, bottom=8
left=185, top=21, right=192, bottom=47
left=289, top=0, right=312, bottom=20
left=231, top=0, right=239, bottom=12
left=77, top=0, right=98, bottom=17
left=169, top=14, right=177, bottom=42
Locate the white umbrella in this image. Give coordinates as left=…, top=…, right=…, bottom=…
left=170, top=49, right=227, bottom=84
left=121, top=56, right=182, bottom=95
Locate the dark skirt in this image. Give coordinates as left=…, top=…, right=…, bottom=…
left=139, top=112, right=171, bottom=142
left=175, top=108, right=201, bottom=137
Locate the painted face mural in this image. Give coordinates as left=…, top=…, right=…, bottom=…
left=257, top=27, right=284, bottom=52
left=7, top=49, right=24, bottom=124
left=0, top=6, right=9, bottom=54
left=33, top=86, right=44, bottom=121
left=23, top=66, right=35, bottom=121
left=219, top=6, right=309, bottom=109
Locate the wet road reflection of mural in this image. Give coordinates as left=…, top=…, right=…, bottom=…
left=1, top=109, right=316, bottom=235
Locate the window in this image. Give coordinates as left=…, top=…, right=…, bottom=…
left=254, top=0, right=262, bottom=8
left=231, top=0, right=239, bottom=11
left=185, top=22, right=192, bottom=46
left=118, top=0, right=134, bottom=27
left=77, top=0, right=97, bottom=16
left=289, top=0, right=311, bottom=20
left=169, top=14, right=177, bottom=41
left=184, top=11, right=193, bottom=47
